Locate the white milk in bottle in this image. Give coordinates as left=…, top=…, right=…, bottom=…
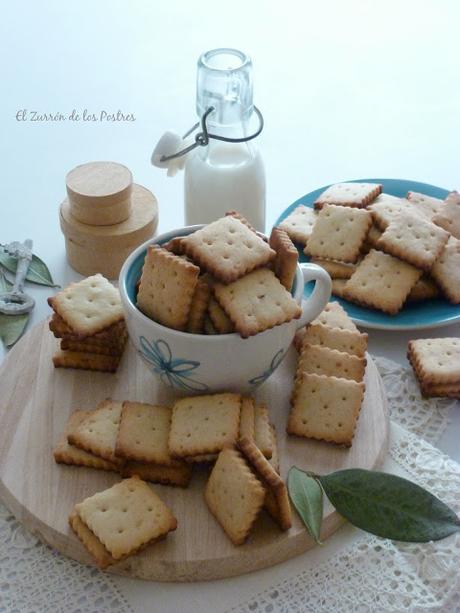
left=184, top=48, right=266, bottom=231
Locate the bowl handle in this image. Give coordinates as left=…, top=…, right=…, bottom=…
left=296, top=263, right=332, bottom=329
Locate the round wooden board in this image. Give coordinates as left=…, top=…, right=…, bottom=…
left=0, top=320, right=389, bottom=582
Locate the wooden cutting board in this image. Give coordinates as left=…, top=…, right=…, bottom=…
left=0, top=320, right=389, bottom=581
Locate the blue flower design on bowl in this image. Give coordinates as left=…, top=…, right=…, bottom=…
left=139, top=336, right=208, bottom=392
left=248, top=348, right=285, bottom=387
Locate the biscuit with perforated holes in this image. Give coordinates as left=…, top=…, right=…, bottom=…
left=311, top=301, right=358, bottom=332
left=342, top=249, right=422, bottom=315
left=254, top=403, right=273, bottom=459
left=368, top=194, right=409, bottom=229
left=54, top=410, right=119, bottom=472
left=208, top=297, right=234, bottom=333
left=182, top=216, right=275, bottom=284
left=433, top=191, right=460, bottom=239
left=300, top=322, right=368, bottom=357
left=310, top=258, right=357, bottom=280
left=376, top=211, right=449, bottom=272
left=120, top=460, right=193, bottom=487
left=48, top=274, right=124, bottom=338
left=406, top=191, right=444, bottom=220
left=214, top=268, right=301, bottom=338
left=238, top=436, right=292, bottom=531
left=187, top=277, right=211, bottom=333
left=431, top=236, right=460, bottom=304
left=67, top=399, right=124, bottom=465
left=137, top=245, right=200, bottom=330
left=269, top=227, right=299, bottom=290
left=168, top=393, right=241, bottom=458
left=287, top=372, right=365, bottom=446
left=296, top=343, right=366, bottom=383
left=115, top=402, right=181, bottom=466
left=407, top=338, right=460, bottom=386
left=278, top=205, right=317, bottom=245
left=73, top=477, right=177, bottom=563
left=204, top=448, right=266, bottom=545
left=304, top=204, right=372, bottom=263
left=314, top=182, right=382, bottom=209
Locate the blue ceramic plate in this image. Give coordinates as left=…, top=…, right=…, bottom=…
left=276, top=178, right=460, bottom=330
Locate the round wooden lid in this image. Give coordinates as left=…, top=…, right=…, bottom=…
left=66, top=161, right=133, bottom=225
left=60, top=183, right=158, bottom=249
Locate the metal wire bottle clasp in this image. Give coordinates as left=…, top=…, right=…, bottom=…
left=159, top=105, right=264, bottom=163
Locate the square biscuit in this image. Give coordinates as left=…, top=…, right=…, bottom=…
left=311, top=301, right=358, bottom=332
left=419, top=381, right=460, bottom=399
left=433, top=191, right=460, bottom=239
left=238, top=437, right=292, bottom=531
left=305, top=204, right=372, bottom=263
left=116, top=402, right=179, bottom=466
left=75, top=477, right=177, bottom=561
left=408, top=338, right=460, bottom=385
left=60, top=334, right=127, bottom=356
left=297, top=343, right=366, bottom=383
left=214, top=268, right=301, bottom=338
left=54, top=411, right=119, bottom=472
left=301, top=322, right=368, bottom=357
left=287, top=372, right=365, bottom=446
left=406, top=276, right=439, bottom=302
left=278, top=205, right=317, bottom=245
left=225, top=210, right=258, bottom=234
left=182, top=216, right=275, bottom=284
left=137, top=245, right=200, bottom=331
left=49, top=274, right=124, bottom=338
left=368, top=194, right=409, bottom=229
left=52, top=350, right=121, bottom=373
left=208, top=297, right=234, bottom=334
left=376, top=211, right=450, bottom=272
left=343, top=249, right=422, bottom=315
left=204, top=448, right=266, bottom=545
left=67, top=399, right=124, bottom=465
left=121, top=461, right=193, bottom=487
left=69, top=511, right=117, bottom=569
left=431, top=236, right=460, bottom=304
left=268, top=424, right=280, bottom=473
left=407, top=191, right=444, bottom=220
left=187, top=277, right=211, bottom=334
left=314, top=182, right=382, bottom=209
left=330, top=278, right=348, bottom=299
left=269, top=227, right=299, bottom=291
left=169, top=393, right=241, bottom=458
left=254, top=403, right=273, bottom=459
left=239, top=396, right=256, bottom=442
left=49, top=313, right=125, bottom=342
left=310, top=258, right=357, bottom=280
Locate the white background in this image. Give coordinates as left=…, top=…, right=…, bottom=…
left=0, top=0, right=459, bottom=455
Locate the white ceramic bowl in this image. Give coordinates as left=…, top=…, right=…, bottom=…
left=119, top=226, right=332, bottom=394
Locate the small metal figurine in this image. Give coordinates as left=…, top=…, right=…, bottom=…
left=0, top=240, right=36, bottom=315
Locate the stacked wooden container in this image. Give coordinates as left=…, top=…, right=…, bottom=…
left=60, top=161, right=158, bottom=279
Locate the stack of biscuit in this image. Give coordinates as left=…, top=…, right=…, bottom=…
left=279, top=183, right=460, bottom=314
left=69, top=476, right=177, bottom=568
left=54, top=398, right=193, bottom=487
left=288, top=302, right=368, bottom=447
left=407, top=337, right=460, bottom=399
left=136, top=212, right=301, bottom=338
left=48, top=273, right=127, bottom=372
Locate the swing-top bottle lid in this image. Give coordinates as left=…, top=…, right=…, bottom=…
left=196, top=48, right=254, bottom=126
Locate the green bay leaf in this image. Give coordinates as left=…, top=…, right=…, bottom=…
left=319, top=469, right=460, bottom=542
left=288, top=466, right=323, bottom=544
left=0, top=269, right=13, bottom=292
left=0, top=250, right=59, bottom=287
left=0, top=312, right=29, bottom=346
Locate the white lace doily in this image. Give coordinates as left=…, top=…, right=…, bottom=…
left=0, top=357, right=459, bottom=613
left=232, top=357, right=460, bottom=613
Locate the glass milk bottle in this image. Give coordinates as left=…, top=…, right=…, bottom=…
left=184, top=48, right=266, bottom=231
